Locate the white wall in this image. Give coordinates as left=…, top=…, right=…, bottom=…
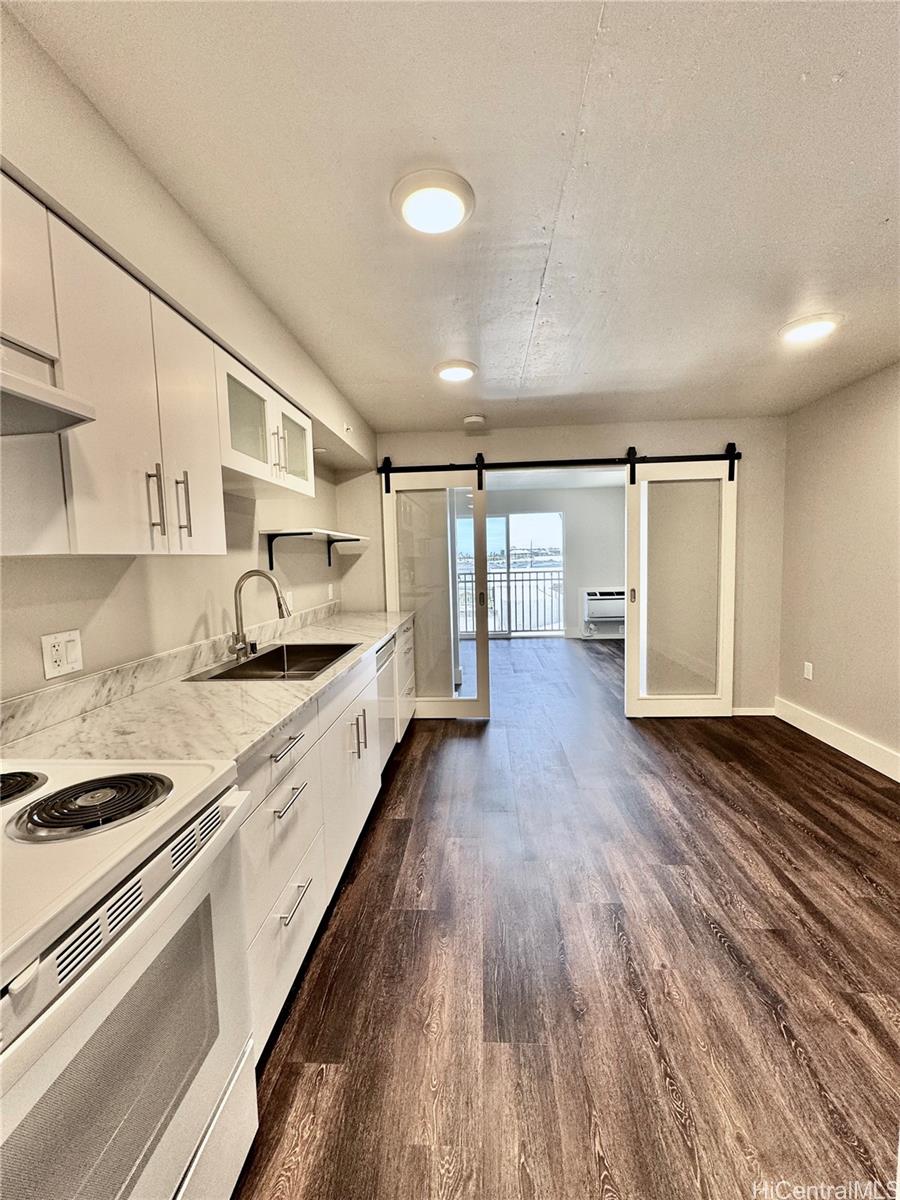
left=375, top=416, right=787, bottom=709
left=486, top=486, right=625, bottom=637
left=0, top=12, right=373, bottom=464
left=778, top=363, right=899, bottom=772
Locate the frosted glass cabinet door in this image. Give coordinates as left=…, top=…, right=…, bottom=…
left=273, top=396, right=315, bottom=496
left=215, top=348, right=278, bottom=485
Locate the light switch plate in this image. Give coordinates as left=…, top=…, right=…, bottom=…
left=803, top=661, right=813, bottom=680
left=41, top=629, right=83, bottom=680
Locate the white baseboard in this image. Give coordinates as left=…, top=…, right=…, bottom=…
left=774, top=696, right=900, bottom=782
left=732, top=707, right=775, bottom=716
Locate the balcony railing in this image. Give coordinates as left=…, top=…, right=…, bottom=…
left=457, top=569, right=564, bottom=635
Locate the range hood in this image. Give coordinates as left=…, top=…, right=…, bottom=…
left=1, top=369, right=95, bottom=435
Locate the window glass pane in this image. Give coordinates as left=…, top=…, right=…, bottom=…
left=644, top=479, right=720, bottom=695
left=227, top=375, right=268, bottom=463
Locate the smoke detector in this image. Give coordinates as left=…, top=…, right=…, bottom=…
left=463, top=414, right=486, bottom=433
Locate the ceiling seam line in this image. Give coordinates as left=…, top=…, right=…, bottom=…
left=516, top=2, right=606, bottom=398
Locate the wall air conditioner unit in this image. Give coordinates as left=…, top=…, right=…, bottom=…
left=581, top=588, right=626, bottom=640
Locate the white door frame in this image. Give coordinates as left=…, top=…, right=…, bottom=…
left=383, top=470, right=490, bottom=719
left=625, top=459, right=737, bottom=717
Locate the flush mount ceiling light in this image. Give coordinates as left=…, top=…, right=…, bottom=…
left=391, top=170, right=475, bottom=234
left=779, top=313, right=843, bottom=345
left=435, top=360, right=477, bottom=383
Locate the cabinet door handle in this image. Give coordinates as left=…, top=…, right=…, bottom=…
left=146, top=462, right=167, bottom=536
left=281, top=430, right=289, bottom=475
left=175, top=470, right=193, bottom=537
left=351, top=716, right=362, bottom=759
left=359, top=707, right=368, bottom=749
left=274, top=779, right=308, bottom=819
left=271, top=429, right=281, bottom=471
left=280, top=878, right=312, bottom=926
left=272, top=730, right=306, bottom=764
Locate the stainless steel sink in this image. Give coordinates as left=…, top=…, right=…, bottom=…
left=186, top=642, right=360, bottom=682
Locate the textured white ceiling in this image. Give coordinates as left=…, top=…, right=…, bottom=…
left=12, top=1, right=900, bottom=433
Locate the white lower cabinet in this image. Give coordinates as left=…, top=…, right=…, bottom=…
left=320, top=673, right=380, bottom=896
left=236, top=642, right=404, bottom=1061
left=246, top=828, right=327, bottom=1063
left=240, top=743, right=323, bottom=940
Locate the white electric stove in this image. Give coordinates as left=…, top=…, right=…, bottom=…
left=1, top=758, right=236, bottom=990
left=1, top=758, right=259, bottom=1200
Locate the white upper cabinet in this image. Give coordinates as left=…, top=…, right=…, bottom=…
left=215, top=349, right=314, bottom=497
left=50, top=217, right=168, bottom=555
left=0, top=176, right=59, bottom=361
left=151, top=298, right=227, bottom=555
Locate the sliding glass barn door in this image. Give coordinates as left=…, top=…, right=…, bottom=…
left=625, top=460, right=737, bottom=717
left=383, top=471, right=490, bottom=718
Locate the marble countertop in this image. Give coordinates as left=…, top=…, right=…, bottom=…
left=3, top=612, right=412, bottom=766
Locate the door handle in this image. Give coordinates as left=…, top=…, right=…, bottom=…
left=630, top=588, right=636, bottom=603
left=280, top=878, right=312, bottom=926
left=146, top=462, right=167, bottom=537
left=274, top=779, right=308, bottom=819
left=479, top=591, right=486, bottom=606
left=175, top=470, right=193, bottom=537
left=272, top=730, right=306, bottom=764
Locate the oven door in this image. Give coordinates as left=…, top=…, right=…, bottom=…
left=1, top=791, right=254, bottom=1200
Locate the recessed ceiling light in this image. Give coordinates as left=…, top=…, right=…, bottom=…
left=779, top=313, right=843, bottom=345
left=391, top=170, right=475, bottom=234
left=435, top=360, right=477, bottom=382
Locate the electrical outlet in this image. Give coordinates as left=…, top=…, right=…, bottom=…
left=41, top=630, right=83, bottom=680
left=803, top=661, right=813, bottom=680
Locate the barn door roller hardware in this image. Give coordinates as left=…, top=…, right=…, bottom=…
left=378, top=444, right=742, bottom=493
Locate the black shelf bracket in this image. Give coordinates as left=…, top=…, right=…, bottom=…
left=265, top=532, right=361, bottom=570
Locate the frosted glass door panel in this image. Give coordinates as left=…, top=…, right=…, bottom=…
left=644, top=479, right=720, bottom=695
left=227, top=374, right=268, bottom=464
left=282, top=410, right=309, bottom=482
left=397, top=489, right=454, bottom=699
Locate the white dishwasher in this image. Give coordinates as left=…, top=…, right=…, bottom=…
left=376, top=637, right=396, bottom=771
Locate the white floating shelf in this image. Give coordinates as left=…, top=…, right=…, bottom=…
left=1, top=369, right=96, bottom=435
left=259, top=527, right=370, bottom=568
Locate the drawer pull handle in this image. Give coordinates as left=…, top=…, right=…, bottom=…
left=359, top=707, right=368, bottom=749
left=273, top=730, right=306, bottom=764
left=352, top=716, right=362, bottom=759
left=281, top=878, right=312, bottom=926
left=274, top=780, right=308, bottom=819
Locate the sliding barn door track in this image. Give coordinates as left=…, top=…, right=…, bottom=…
left=378, top=443, right=741, bottom=493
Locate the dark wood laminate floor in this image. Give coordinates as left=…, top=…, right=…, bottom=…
left=236, top=638, right=900, bottom=1200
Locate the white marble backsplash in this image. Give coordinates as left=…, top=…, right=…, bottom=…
left=1, top=600, right=340, bottom=746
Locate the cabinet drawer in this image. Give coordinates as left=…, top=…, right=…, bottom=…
left=240, top=744, right=323, bottom=943
left=247, top=828, right=328, bottom=1061
left=317, top=652, right=375, bottom=735
left=238, top=700, right=319, bottom=809
left=396, top=630, right=416, bottom=680
left=397, top=672, right=416, bottom=742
